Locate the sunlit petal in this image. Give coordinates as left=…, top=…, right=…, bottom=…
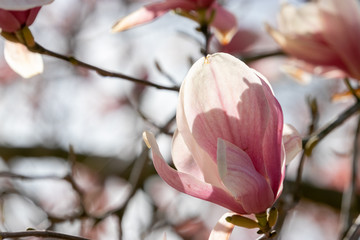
left=217, top=139, right=274, bottom=214
left=208, top=212, right=235, bottom=240
left=282, top=124, right=302, bottom=164
left=180, top=53, right=283, bottom=194
left=4, top=41, right=43, bottom=78
left=143, top=131, right=245, bottom=214
left=172, top=130, right=204, bottom=181
left=112, top=1, right=195, bottom=32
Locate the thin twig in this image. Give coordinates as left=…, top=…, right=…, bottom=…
left=340, top=116, right=360, bottom=238
left=155, top=60, right=178, bottom=85
left=344, top=78, right=360, bottom=102
left=0, top=171, right=63, bottom=180
left=294, top=97, right=319, bottom=201
left=274, top=97, right=318, bottom=238
left=274, top=88, right=360, bottom=238
left=344, top=214, right=360, bottom=240
left=198, top=23, right=212, bottom=56
left=0, top=230, right=90, bottom=240
left=92, top=113, right=177, bottom=237
left=242, top=50, right=285, bottom=63
left=28, top=43, right=180, bottom=92
left=303, top=100, right=360, bottom=155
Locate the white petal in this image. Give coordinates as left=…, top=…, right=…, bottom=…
left=4, top=41, right=43, bottom=78
left=208, top=212, right=235, bottom=240
left=282, top=124, right=302, bottom=164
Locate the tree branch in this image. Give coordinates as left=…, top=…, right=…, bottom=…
left=303, top=99, right=360, bottom=155
left=0, top=230, right=90, bottom=240
left=28, top=43, right=180, bottom=92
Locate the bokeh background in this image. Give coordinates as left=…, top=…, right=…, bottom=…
left=0, top=0, right=358, bottom=239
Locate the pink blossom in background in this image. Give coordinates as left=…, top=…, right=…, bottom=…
left=112, top=0, right=237, bottom=45
left=214, top=28, right=258, bottom=55
left=267, top=0, right=360, bottom=81
left=0, top=0, right=53, bottom=32
left=144, top=53, right=302, bottom=215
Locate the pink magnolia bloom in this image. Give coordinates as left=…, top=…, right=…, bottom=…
left=112, top=0, right=237, bottom=45
left=143, top=53, right=301, bottom=215
left=0, top=0, right=53, bottom=32
left=267, top=0, right=360, bottom=80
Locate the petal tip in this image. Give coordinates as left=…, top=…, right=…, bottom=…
left=142, top=131, right=152, bottom=149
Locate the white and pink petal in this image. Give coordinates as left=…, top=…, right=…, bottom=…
left=208, top=212, right=235, bottom=240
left=282, top=124, right=302, bottom=164
left=217, top=139, right=274, bottom=214
left=4, top=41, right=43, bottom=78
left=143, top=131, right=246, bottom=214
left=112, top=0, right=195, bottom=32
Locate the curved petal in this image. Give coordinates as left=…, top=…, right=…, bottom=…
left=277, top=3, right=322, bottom=35
left=282, top=124, right=302, bottom=164
left=0, top=9, right=21, bottom=32
left=218, top=28, right=258, bottom=54
left=266, top=24, right=345, bottom=68
left=210, top=3, right=237, bottom=45
left=112, top=1, right=195, bottom=32
left=171, top=129, right=204, bottom=181
left=143, top=131, right=246, bottom=214
left=25, top=7, right=41, bottom=26
left=0, top=0, right=53, bottom=10
left=4, top=41, right=43, bottom=78
left=253, top=70, right=284, bottom=195
left=208, top=212, right=235, bottom=240
left=180, top=53, right=283, bottom=193
left=217, top=139, right=274, bottom=214
left=318, top=0, right=360, bottom=80
left=177, top=84, right=223, bottom=187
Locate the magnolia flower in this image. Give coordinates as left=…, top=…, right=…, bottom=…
left=266, top=0, right=360, bottom=81
left=0, top=0, right=53, bottom=78
left=112, top=0, right=237, bottom=45
left=143, top=53, right=302, bottom=215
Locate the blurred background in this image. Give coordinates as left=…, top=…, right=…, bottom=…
left=0, top=0, right=358, bottom=239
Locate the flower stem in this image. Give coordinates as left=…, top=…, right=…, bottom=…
left=198, top=23, right=212, bottom=56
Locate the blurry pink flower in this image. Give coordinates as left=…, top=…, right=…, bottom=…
left=112, top=0, right=237, bottom=45
left=0, top=0, right=53, bottom=32
left=215, top=28, right=258, bottom=55
left=267, top=0, right=360, bottom=80
left=143, top=53, right=301, bottom=215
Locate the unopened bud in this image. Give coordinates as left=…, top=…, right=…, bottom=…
left=267, top=207, right=278, bottom=227
left=22, top=26, right=35, bottom=48
left=226, top=215, right=259, bottom=229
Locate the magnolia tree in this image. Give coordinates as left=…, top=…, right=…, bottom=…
left=0, top=0, right=359, bottom=240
